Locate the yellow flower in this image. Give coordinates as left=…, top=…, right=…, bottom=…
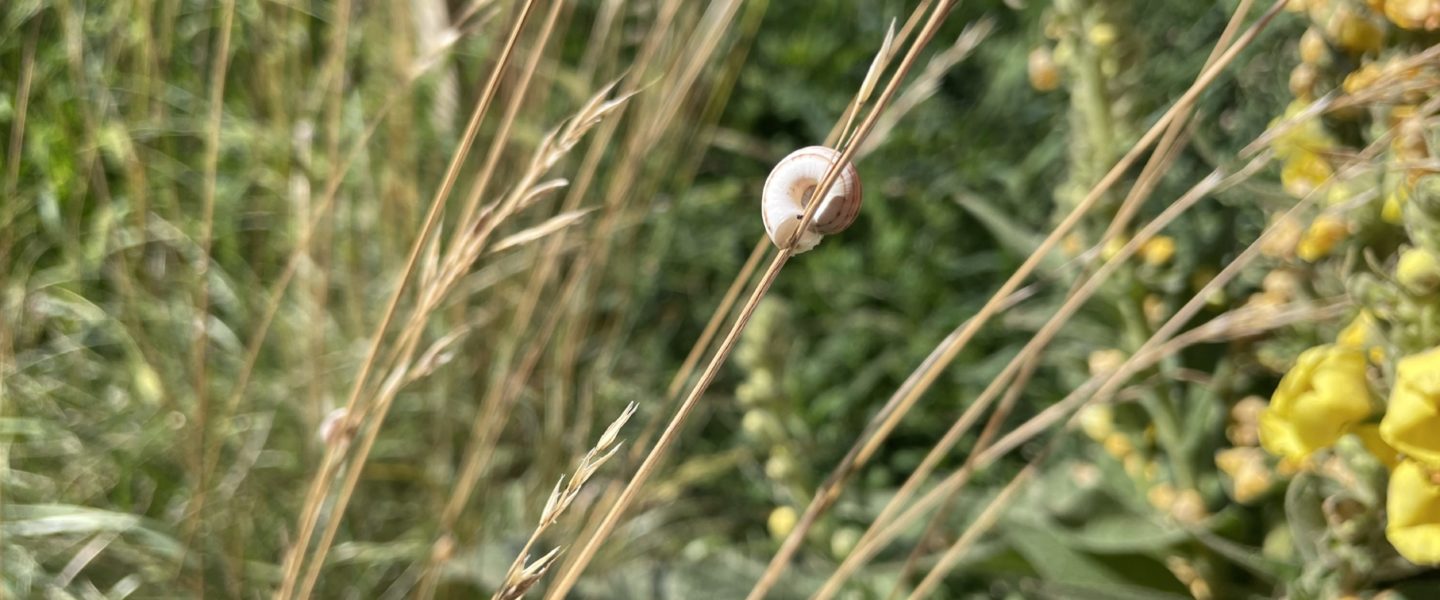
left=1271, top=101, right=1337, bottom=161
left=1338, top=311, right=1377, bottom=348
left=1386, top=459, right=1440, bottom=565
left=1337, top=310, right=1386, bottom=363
left=1282, top=151, right=1335, bottom=199
left=1385, top=0, right=1440, bottom=30
left=1380, top=348, right=1440, bottom=467
left=1260, top=345, right=1374, bottom=462
left=1139, top=235, right=1177, bottom=266
left=1356, top=424, right=1401, bottom=470
left=1331, top=9, right=1385, bottom=54
left=1397, top=247, right=1440, bottom=295
left=1296, top=214, right=1349, bottom=262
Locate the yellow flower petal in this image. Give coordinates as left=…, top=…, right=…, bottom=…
left=1356, top=424, right=1401, bottom=470
left=1260, top=345, right=1374, bottom=462
left=1387, top=460, right=1440, bottom=565
left=1381, top=348, right=1440, bottom=467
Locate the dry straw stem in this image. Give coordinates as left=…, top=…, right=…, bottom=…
left=906, top=303, right=1350, bottom=600
left=448, top=0, right=565, bottom=249
left=1096, top=0, right=1256, bottom=251
left=429, top=0, right=696, bottom=550
left=550, top=2, right=770, bottom=574
left=815, top=3, right=1272, bottom=590
left=549, top=0, right=744, bottom=415
left=885, top=103, right=1419, bottom=591
left=182, top=0, right=236, bottom=581
left=212, top=7, right=496, bottom=500
left=295, top=82, right=635, bottom=600
left=572, top=24, right=777, bottom=481
left=551, top=1, right=970, bottom=597
left=814, top=151, right=1260, bottom=599
left=861, top=128, right=1399, bottom=579
left=491, top=403, right=637, bottom=600
left=414, top=3, right=569, bottom=592
left=885, top=347, right=1044, bottom=599
left=477, top=0, right=684, bottom=474
left=755, top=3, right=1289, bottom=594
left=274, top=3, right=541, bottom=597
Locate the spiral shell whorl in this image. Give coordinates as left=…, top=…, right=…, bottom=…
left=762, top=146, right=862, bottom=253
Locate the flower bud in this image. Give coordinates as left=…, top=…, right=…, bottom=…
left=1398, top=247, right=1440, bottom=295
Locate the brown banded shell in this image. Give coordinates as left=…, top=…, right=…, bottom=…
left=760, top=146, right=862, bottom=253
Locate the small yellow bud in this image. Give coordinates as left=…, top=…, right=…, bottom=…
left=1103, top=432, right=1134, bottom=459
left=1385, top=0, right=1440, bottom=30
left=1344, top=62, right=1384, bottom=94
left=1296, top=214, right=1348, bottom=262
left=1337, top=311, right=1379, bottom=350
left=1299, top=28, right=1330, bottom=65
left=1330, top=9, right=1385, bottom=54
left=1262, top=269, right=1302, bottom=302
left=1078, top=404, right=1115, bottom=442
left=1147, top=483, right=1177, bottom=512
left=1282, top=151, right=1334, bottom=199
left=1124, top=454, right=1146, bottom=478
left=1140, top=236, right=1176, bottom=266
left=1217, top=447, right=1273, bottom=503
left=1397, top=247, right=1440, bottom=295
left=1087, top=349, right=1127, bottom=377
left=1290, top=63, right=1319, bottom=99
left=830, top=527, right=861, bottom=559
left=1383, top=190, right=1406, bottom=224
left=1102, top=235, right=1128, bottom=261
left=1261, top=213, right=1305, bottom=259
left=1088, top=23, right=1118, bottom=48
left=1170, top=488, right=1208, bottom=524
left=767, top=506, right=798, bottom=539
left=1143, top=294, right=1166, bottom=327
left=1028, top=46, right=1061, bottom=92
left=1229, top=396, right=1268, bottom=446
left=765, top=452, right=796, bottom=481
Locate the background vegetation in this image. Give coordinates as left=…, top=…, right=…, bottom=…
left=4, top=0, right=1440, bottom=598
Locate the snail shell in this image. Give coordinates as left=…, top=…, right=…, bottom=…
left=761, top=146, right=862, bottom=253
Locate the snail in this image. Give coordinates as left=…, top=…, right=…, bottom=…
left=761, top=146, right=862, bottom=253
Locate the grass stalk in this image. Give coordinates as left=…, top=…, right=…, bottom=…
left=183, top=1, right=236, bottom=591
left=273, top=3, right=540, bottom=597
left=755, top=5, right=1288, bottom=593
left=552, top=2, right=968, bottom=597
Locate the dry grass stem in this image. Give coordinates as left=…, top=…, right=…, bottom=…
left=275, top=3, right=541, bottom=596
left=182, top=0, right=236, bottom=585
left=759, top=5, right=1289, bottom=595
left=490, top=403, right=637, bottom=600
